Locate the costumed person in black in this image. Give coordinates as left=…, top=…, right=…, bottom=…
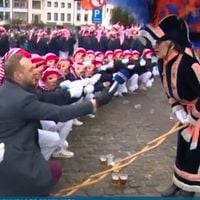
left=149, top=15, right=200, bottom=197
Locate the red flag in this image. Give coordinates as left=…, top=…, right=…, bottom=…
left=81, top=0, right=93, bottom=10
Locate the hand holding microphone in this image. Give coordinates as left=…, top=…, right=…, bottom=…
left=109, top=69, right=130, bottom=94
left=92, top=69, right=130, bottom=108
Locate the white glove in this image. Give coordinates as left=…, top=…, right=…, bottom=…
left=184, top=113, right=196, bottom=125
left=80, top=78, right=91, bottom=87
left=68, top=84, right=83, bottom=98
left=107, top=60, right=114, bottom=68
left=74, top=80, right=86, bottom=87
left=140, top=59, right=146, bottom=66
left=60, top=80, right=72, bottom=89
left=100, top=65, right=107, bottom=71
left=0, top=143, right=5, bottom=163
left=84, top=84, right=94, bottom=94
left=89, top=74, right=102, bottom=85
left=174, top=109, right=188, bottom=124
left=100, top=64, right=110, bottom=71
left=122, top=58, right=129, bottom=64
left=60, top=80, right=84, bottom=90
left=127, top=64, right=135, bottom=70
left=100, top=61, right=114, bottom=71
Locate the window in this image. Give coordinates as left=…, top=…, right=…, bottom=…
left=67, top=3, right=71, bottom=9
left=13, top=12, right=27, bottom=21
left=61, top=2, right=65, bottom=8
left=67, top=13, right=71, bottom=21
left=61, top=13, right=64, bottom=21
left=32, top=1, right=41, bottom=9
left=5, top=12, right=10, bottom=20
left=54, top=2, right=58, bottom=8
left=54, top=13, right=58, bottom=21
left=0, top=12, right=3, bottom=20
left=47, top=1, right=51, bottom=7
left=84, top=14, right=88, bottom=22
left=14, top=0, right=27, bottom=8
left=47, top=12, right=51, bottom=20
left=0, top=0, right=9, bottom=7
left=76, top=13, right=80, bottom=21
left=106, top=8, right=109, bottom=13
left=77, top=2, right=81, bottom=10
left=32, top=14, right=41, bottom=24
left=5, top=0, right=9, bottom=7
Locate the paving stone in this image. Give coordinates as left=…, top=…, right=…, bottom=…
left=121, top=188, right=137, bottom=195
left=155, top=184, right=171, bottom=193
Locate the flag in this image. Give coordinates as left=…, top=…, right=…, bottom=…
left=81, top=0, right=93, bottom=10
left=81, top=0, right=106, bottom=10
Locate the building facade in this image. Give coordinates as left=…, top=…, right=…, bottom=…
left=28, top=0, right=45, bottom=24
left=12, top=0, right=29, bottom=22
left=0, top=0, right=12, bottom=21
left=0, top=0, right=114, bottom=27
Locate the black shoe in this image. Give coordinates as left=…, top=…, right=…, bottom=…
left=175, top=189, right=195, bottom=197
left=161, top=183, right=180, bottom=197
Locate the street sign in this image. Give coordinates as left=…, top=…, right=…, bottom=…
left=92, top=8, right=103, bottom=24
left=90, top=0, right=106, bottom=8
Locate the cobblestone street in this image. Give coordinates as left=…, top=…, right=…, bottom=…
left=55, top=78, right=179, bottom=196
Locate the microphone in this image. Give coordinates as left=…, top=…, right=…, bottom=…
left=109, top=81, right=118, bottom=94
left=109, top=69, right=130, bottom=93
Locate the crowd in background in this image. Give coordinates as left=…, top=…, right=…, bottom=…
left=0, top=23, right=161, bottom=159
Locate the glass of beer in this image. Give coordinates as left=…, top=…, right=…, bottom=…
left=107, top=154, right=114, bottom=166
left=119, top=173, right=128, bottom=187
left=99, top=155, right=107, bottom=167
left=111, top=173, right=120, bottom=186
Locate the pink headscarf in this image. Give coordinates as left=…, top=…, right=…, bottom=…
left=38, top=67, right=63, bottom=91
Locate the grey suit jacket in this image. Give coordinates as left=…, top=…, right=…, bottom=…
left=0, top=80, right=94, bottom=195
